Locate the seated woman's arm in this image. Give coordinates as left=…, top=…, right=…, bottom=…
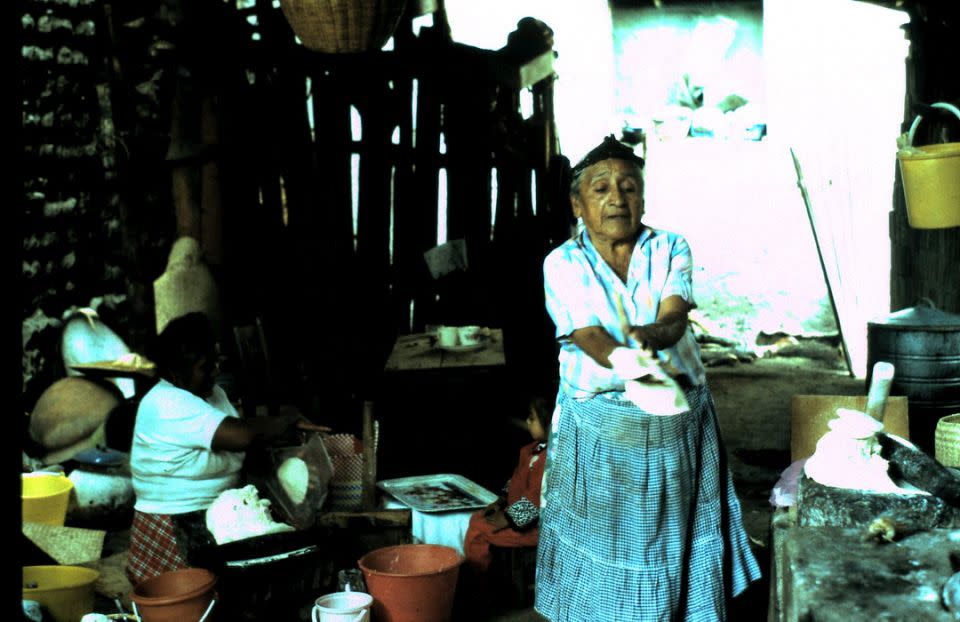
left=570, top=294, right=691, bottom=368
left=211, top=410, right=329, bottom=452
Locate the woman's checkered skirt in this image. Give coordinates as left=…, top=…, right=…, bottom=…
left=535, top=384, right=761, bottom=621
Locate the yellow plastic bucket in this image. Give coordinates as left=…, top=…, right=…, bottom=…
left=22, top=473, right=74, bottom=525
left=23, top=565, right=100, bottom=622
left=897, top=102, right=960, bottom=229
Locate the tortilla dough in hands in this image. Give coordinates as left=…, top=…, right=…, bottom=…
left=609, top=346, right=690, bottom=416
left=205, top=484, right=295, bottom=545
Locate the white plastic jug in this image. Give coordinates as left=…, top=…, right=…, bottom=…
left=311, top=591, right=373, bottom=622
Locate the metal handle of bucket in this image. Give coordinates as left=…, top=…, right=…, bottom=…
left=311, top=603, right=367, bottom=622
left=907, top=102, right=960, bottom=147
left=197, top=597, right=217, bottom=622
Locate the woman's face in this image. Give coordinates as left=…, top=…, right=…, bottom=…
left=572, top=158, right=644, bottom=245
left=175, top=348, right=220, bottom=398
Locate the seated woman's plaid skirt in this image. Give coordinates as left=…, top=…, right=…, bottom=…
left=535, top=383, right=761, bottom=621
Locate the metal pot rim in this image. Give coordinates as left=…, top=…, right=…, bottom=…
left=869, top=299, right=960, bottom=331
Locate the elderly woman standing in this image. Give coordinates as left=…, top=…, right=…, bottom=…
left=535, top=136, right=760, bottom=621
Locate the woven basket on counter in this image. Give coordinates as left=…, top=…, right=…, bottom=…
left=279, top=0, right=408, bottom=53
left=935, top=413, right=960, bottom=467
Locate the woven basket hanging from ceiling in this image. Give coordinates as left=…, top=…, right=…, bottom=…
left=279, top=0, right=408, bottom=53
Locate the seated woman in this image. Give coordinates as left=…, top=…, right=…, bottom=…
left=126, top=311, right=328, bottom=585
left=463, top=396, right=551, bottom=579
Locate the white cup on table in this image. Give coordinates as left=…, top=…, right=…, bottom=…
left=437, top=326, right=459, bottom=347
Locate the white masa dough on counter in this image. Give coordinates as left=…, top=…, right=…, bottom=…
left=205, top=484, right=295, bottom=545
left=804, top=408, right=927, bottom=495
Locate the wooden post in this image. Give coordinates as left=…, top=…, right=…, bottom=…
left=168, top=81, right=203, bottom=241
left=362, top=400, right=378, bottom=510
left=789, top=148, right=855, bottom=377
left=199, top=93, right=223, bottom=267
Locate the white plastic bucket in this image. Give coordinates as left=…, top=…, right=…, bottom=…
left=311, top=591, right=373, bottom=622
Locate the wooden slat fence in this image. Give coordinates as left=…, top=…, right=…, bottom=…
left=212, top=2, right=566, bottom=411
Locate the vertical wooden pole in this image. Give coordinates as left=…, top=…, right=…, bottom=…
left=356, top=79, right=395, bottom=371
left=790, top=148, right=855, bottom=377
left=311, top=70, right=356, bottom=399
left=169, top=82, right=202, bottom=241
left=362, top=400, right=378, bottom=511
left=200, top=93, right=224, bottom=266
left=411, top=61, right=442, bottom=327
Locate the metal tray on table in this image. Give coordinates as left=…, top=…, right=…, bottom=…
left=377, top=474, right=497, bottom=513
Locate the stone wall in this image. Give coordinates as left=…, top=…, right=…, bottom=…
left=22, top=0, right=124, bottom=405
left=21, top=0, right=180, bottom=408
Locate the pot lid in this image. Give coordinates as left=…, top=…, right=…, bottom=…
left=73, top=447, right=126, bottom=467
left=869, top=299, right=960, bottom=330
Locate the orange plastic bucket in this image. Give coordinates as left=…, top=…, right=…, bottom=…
left=358, top=544, right=464, bottom=622
left=131, top=568, right=217, bottom=622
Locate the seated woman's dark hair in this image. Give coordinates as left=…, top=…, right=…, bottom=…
left=569, top=135, right=645, bottom=196
left=530, top=395, right=554, bottom=435
left=150, top=312, right=217, bottom=379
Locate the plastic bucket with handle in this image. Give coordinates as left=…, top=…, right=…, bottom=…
left=130, top=568, right=217, bottom=622
left=312, top=591, right=373, bottom=622
left=358, top=544, right=464, bottom=622
left=897, top=102, right=960, bottom=229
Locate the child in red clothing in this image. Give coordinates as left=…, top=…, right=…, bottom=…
left=463, top=396, right=551, bottom=574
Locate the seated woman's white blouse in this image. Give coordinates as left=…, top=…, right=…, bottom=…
left=543, top=225, right=707, bottom=399
left=131, top=379, right=244, bottom=514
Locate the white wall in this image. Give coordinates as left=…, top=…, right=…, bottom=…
left=764, top=0, right=908, bottom=376
left=612, top=4, right=837, bottom=347
left=445, top=1, right=909, bottom=369
left=612, top=3, right=765, bottom=128
left=643, top=138, right=838, bottom=341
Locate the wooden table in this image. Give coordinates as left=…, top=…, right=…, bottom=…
left=384, top=329, right=506, bottom=371
left=375, top=328, right=521, bottom=489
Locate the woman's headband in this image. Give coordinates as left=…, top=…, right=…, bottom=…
left=570, top=135, right=645, bottom=179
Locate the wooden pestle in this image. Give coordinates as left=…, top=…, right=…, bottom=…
left=865, top=361, right=896, bottom=423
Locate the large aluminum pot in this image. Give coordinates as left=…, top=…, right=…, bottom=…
left=867, top=298, right=960, bottom=452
